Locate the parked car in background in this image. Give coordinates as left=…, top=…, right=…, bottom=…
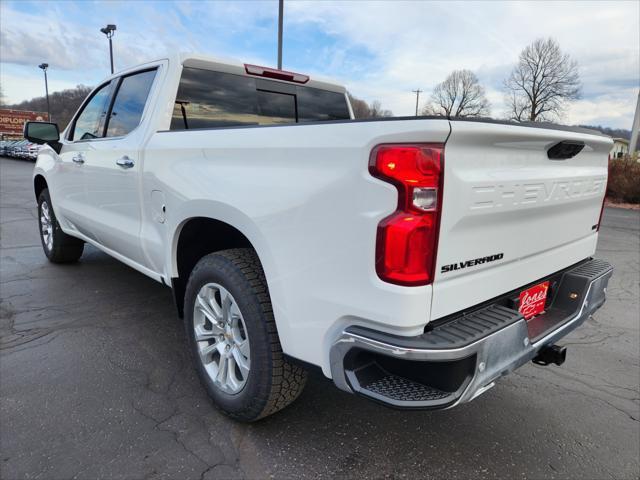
left=1, top=140, right=15, bottom=156
left=16, top=142, right=26, bottom=159
left=9, top=140, right=27, bottom=158
left=4, top=140, right=38, bottom=160
left=2, top=138, right=53, bottom=161
left=17, top=141, right=29, bottom=159
left=26, top=143, right=40, bottom=161
left=26, top=53, right=613, bottom=422
left=4, top=140, right=18, bottom=157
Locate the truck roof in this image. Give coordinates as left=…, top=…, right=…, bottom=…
left=120, top=52, right=346, bottom=94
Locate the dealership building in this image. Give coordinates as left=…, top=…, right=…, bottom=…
left=0, top=109, right=49, bottom=140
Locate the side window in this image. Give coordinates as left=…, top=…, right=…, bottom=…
left=106, top=69, right=157, bottom=137
left=71, top=82, right=112, bottom=141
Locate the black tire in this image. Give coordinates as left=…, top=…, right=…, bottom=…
left=184, top=248, right=307, bottom=422
left=37, top=188, right=84, bottom=263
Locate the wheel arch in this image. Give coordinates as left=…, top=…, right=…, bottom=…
left=34, top=174, right=48, bottom=200
left=171, top=216, right=268, bottom=318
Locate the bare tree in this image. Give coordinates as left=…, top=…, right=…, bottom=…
left=348, top=93, right=371, bottom=118
left=369, top=100, right=393, bottom=118
left=347, top=93, right=393, bottom=118
left=504, top=38, right=581, bottom=122
left=422, top=70, right=490, bottom=118
left=7, top=84, right=93, bottom=129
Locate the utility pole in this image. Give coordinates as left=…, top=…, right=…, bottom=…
left=38, top=63, right=50, bottom=121
left=100, top=24, right=117, bottom=74
left=277, top=0, right=284, bottom=69
left=412, top=89, right=422, bottom=116
left=630, top=91, right=640, bottom=158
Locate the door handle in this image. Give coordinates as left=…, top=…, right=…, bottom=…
left=72, top=154, right=85, bottom=164
left=116, top=156, right=135, bottom=169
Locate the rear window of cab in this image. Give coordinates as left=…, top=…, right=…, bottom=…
left=170, top=67, right=350, bottom=130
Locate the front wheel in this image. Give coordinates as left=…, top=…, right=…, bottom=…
left=184, top=249, right=307, bottom=422
left=37, top=188, right=84, bottom=263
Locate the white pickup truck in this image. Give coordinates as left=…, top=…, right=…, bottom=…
left=26, top=53, right=613, bottom=421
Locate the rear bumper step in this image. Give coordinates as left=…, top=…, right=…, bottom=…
left=330, top=258, right=613, bottom=409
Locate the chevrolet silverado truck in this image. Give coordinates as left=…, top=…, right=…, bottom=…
left=25, top=53, right=613, bottom=421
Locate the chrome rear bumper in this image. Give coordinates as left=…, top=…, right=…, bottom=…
left=329, top=258, right=613, bottom=409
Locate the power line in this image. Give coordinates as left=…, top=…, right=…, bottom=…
left=412, top=89, right=422, bottom=116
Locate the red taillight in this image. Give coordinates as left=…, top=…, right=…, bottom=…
left=370, top=144, right=444, bottom=286
left=244, top=64, right=309, bottom=84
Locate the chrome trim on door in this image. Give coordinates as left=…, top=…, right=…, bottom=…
left=116, top=156, right=135, bottom=169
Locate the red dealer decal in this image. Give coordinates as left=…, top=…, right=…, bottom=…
left=518, top=281, right=549, bottom=320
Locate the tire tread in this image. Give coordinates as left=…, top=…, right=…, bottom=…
left=38, top=189, right=84, bottom=263
left=187, top=248, right=307, bottom=421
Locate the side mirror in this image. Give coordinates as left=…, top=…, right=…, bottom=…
left=23, top=121, right=61, bottom=153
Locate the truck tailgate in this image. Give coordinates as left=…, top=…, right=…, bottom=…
left=431, top=121, right=612, bottom=320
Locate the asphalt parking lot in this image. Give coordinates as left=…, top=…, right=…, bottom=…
left=1, top=156, right=638, bottom=480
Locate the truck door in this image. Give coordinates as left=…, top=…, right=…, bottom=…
left=56, top=80, right=115, bottom=242
left=79, top=68, right=158, bottom=268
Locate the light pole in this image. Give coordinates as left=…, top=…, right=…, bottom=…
left=38, top=63, right=50, bottom=121
left=100, top=24, right=117, bottom=74
left=277, top=0, right=283, bottom=69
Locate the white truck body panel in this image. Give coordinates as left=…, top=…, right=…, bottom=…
left=144, top=119, right=452, bottom=370
left=33, top=53, right=612, bottom=379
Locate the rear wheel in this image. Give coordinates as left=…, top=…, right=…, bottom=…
left=37, top=188, right=84, bottom=263
left=184, top=248, right=307, bottom=421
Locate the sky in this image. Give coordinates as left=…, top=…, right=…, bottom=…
left=0, top=0, right=638, bottom=128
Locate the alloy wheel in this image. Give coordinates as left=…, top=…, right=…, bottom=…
left=40, top=200, right=53, bottom=252
left=193, top=283, right=250, bottom=394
